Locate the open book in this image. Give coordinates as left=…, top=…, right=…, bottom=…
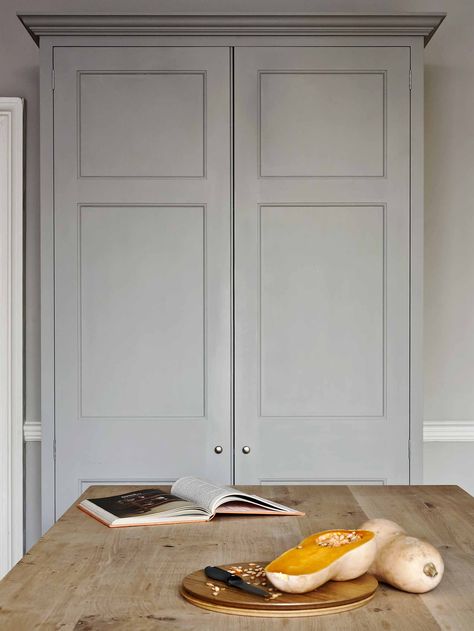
left=78, top=476, right=304, bottom=527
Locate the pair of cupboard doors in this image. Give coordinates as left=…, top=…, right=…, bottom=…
left=48, top=40, right=418, bottom=520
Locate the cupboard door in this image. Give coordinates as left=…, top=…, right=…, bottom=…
left=234, top=47, right=410, bottom=484
left=53, top=47, right=231, bottom=516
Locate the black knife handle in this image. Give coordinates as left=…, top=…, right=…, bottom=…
left=204, top=566, right=238, bottom=584
left=204, top=566, right=269, bottom=598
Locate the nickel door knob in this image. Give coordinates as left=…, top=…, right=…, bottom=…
left=214, top=445, right=223, bottom=454
left=242, top=446, right=251, bottom=454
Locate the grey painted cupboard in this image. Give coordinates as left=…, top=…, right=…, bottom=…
left=20, top=12, right=445, bottom=529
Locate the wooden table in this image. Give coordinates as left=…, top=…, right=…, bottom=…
left=1, top=485, right=473, bottom=630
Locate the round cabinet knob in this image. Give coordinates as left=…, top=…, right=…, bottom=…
left=242, top=446, right=251, bottom=454
left=214, top=445, right=223, bottom=454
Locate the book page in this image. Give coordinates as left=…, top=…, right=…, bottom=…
left=215, top=495, right=304, bottom=515
left=171, top=477, right=304, bottom=515
left=87, top=488, right=207, bottom=519
left=215, top=502, right=293, bottom=515
left=171, top=477, right=235, bottom=514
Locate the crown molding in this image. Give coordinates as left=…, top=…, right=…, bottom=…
left=18, top=13, right=446, bottom=47
left=424, top=421, right=474, bottom=442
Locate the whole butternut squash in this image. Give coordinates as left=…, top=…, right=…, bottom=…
left=359, top=518, right=444, bottom=593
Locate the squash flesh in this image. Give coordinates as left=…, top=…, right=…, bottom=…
left=267, top=530, right=374, bottom=574
left=265, top=529, right=376, bottom=593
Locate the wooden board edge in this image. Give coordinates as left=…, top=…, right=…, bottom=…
left=180, top=587, right=376, bottom=617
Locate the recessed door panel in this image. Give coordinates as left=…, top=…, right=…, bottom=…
left=259, top=71, right=385, bottom=177
left=79, top=72, right=205, bottom=177
left=54, top=47, right=231, bottom=517
left=260, top=204, right=384, bottom=418
left=80, top=204, right=205, bottom=418
left=234, top=46, right=410, bottom=484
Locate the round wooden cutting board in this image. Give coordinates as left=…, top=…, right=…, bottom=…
left=181, top=562, right=378, bottom=618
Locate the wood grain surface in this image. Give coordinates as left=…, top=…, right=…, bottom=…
left=0, top=485, right=473, bottom=630
left=181, top=562, right=378, bottom=616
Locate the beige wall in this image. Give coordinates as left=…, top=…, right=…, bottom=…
left=0, top=0, right=472, bottom=548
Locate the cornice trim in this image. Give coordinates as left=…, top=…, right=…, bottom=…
left=18, top=13, right=446, bottom=47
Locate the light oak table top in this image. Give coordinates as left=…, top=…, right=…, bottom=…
left=1, top=485, right=473, bottom=630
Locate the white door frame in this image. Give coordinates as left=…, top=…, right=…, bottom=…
left=0, top=98, right=24, bottom=577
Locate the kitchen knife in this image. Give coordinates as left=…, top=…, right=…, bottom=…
left=204, top=566, right=270, bottom=598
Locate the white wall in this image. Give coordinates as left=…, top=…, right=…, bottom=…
left=0, top=0, right=472, bottom=550
left=421, top=0, right=474, bottom=497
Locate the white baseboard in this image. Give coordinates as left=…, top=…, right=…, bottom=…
left=23, top=421, right=42, bottom=442
left=24, top=420, right=474, bottom=443
left=423, top=421, right=474, bottom=442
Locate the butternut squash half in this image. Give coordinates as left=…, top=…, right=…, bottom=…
left=265, top=529, right=376, bottom=593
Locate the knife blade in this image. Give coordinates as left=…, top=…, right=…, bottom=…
left=204, top=566, right=270, bottom=598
